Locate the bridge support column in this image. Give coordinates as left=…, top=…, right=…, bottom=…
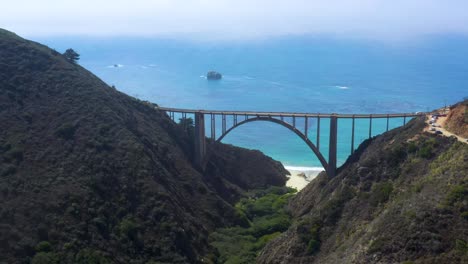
left=328, top=115, right=338, bottom=178
left=194, top=112, right=206, bottom=169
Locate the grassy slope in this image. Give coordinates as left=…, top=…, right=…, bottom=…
left=258, top=117, right=468, bottom=263
left=0, top=29, right=287, bottom=263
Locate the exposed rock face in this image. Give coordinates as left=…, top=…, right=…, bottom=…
left=207, top=71, right=222, bottom=80
left=0, top=29, right=286, bottom=263
left=445, top=100, right=468, bottom=138
left=258, top=118, right=468, bottom=264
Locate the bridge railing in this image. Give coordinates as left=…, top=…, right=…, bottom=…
left=157, top=106, right=427, bottom=177
left=156, top=106, right=426, bottom=119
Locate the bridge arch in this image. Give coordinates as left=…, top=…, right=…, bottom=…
left=215, top=116, right=330, bottom=175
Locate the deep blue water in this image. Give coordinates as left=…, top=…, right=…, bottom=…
left=37, top=36, right=468, bottom=170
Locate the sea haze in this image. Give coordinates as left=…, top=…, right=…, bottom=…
left=38, top=35, right=468, bottom=169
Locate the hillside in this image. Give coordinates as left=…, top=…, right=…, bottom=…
left=0, top=29, right=288, bottom=263
left=445, top=99, right=468, bottom=139
left=258, top=117, right=468, bottom=263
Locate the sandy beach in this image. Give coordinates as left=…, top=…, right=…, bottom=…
left=284, top=166, right=323, bottom=191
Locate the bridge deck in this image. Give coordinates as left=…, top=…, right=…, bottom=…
left=157, top=106, right=426, bottom=119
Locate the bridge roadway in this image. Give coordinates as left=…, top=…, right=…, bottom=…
left=157, top=106, right=426, bottom=178
left=157, top=106, right=424, bottom=119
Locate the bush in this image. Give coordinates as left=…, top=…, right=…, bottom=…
left=31, top=252, right=59, bottom=264
left=249, top=214, right=291, bottom=237
left=455, top=239, right=468, bottom=254
left=35, top=241, right=52, bottom=252
left=368, top=238, right=386, bottom=254
left=407, top=142, right=418, bottom=153
left=74, top=248, right=111, bottom=264
left=209, top=187, right=295, bottom=262
left=445, top=185, right=468, bottom=206
left=418, top=138, right=437, bottom=159
left=370, top=181, right=393, bottom=206
left=419, top=145, right=433, bottom=159
left=119, top=218, right=138, bottom=239
left=55, top=123, right=77, bottom=140
left=297, top=218, right=322, bottom=255
left=307, top=239, right=320, bottom=254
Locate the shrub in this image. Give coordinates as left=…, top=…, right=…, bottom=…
left=455, top=239, right=468, bottom=254
left=253, top=232, right=281, bottom=250
left=35, top=241, right=52, bottom=252
left=445, top=185, right=468, bottom=206
left=74, top=248, right=111, bottom=264
left=370, top=181, right=393, bottom=206
left=1, top=164, right=16, bottom=177
left=118, top=217, right=139, bottom=240
left=461, top=211, right=468, bottom=220
left=249, top=214, right=290, bottom=237
left=418, top=145, right=433, bottom=159
left=297, top=218, right=322, bottom=255
left=307, top=239, right=320, bottom=254
left=55, top=123, right=77, bottom=140
left=407, top=142, right=418, bottom=153
left=387, top=144, right=406, bottom=166
left=209, top=187, right=295, bottom=262
left=5, top=146, right=23, bottom=163
left=31, top=252, right=59, bottom=264
left=418, top=138, right=437, bottom=159
left=368, top=238, right=386, bottom=254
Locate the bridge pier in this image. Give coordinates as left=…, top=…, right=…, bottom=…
left=159, top=106, right=424, bottom=178
left=194, top=112, right=206, bottom=169
left=328, top=115, right=338, bottom=178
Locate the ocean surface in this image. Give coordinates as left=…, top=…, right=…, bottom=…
left=38, top=36, right=468, bottom=171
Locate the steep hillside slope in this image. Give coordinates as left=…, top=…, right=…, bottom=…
left=259, top=118, right=468, bottom=263
left=445, top=99, right=468, bottom=138
left=0, top=29, right=287, bottom=263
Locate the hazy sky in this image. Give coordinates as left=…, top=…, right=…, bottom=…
left=2, top=0, right=468, bottom=41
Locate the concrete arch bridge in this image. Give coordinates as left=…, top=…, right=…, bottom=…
left=158, top=106, right=424, bottom=177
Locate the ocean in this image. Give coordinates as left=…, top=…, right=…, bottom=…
left=37, top=35, right=468, bottom=171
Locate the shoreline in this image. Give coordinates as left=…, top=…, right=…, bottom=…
left=284, top=165, right=323, bottom=191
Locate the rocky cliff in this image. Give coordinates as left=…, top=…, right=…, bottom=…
left=258, top=117, right=468, bottom=263
left=0, top=29, right=287, bottom=263
left=445, top=99, right=468, bottom=139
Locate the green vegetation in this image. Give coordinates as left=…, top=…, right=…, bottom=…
left=297, top=218, right=322, bottom=255
left=370, top=181, right=393, bottom=206
left=118, top=217, right=139, bottom=241
left=55, top=123, right=77, bottom=140
left=31, top=248, right=110, bottom=264
left=178, top=117, right=194, bottom=137
left=209, top=186, right=296, bottom=263
left=368, top=237, right=386, bottom=254
left=63, top=48, right=80, bottom=63
left=445, top=185, right=468, bottom=206
left=35, top=241, right=52, bottom=252
left=31, top=252, right=59, bottom=264
left=455, top=239, right=468, bottom=254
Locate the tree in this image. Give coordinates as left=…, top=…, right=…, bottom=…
left=63, top=48, right=80, bottom=63
left=178, top=117, right=195, bottom=137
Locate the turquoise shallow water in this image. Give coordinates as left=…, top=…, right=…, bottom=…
left=38, top=36, right=468, bottom=169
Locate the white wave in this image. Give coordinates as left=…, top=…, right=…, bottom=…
left=200, top=75, right=207, bottom=79
left=335, top=85, right=349, bottom=90
left=284, top=166, right=324, bottom=172
left=107, top=64, right=124, bottom=68
left=140, top=65, right=148, bottom=69
left=148, top=64, right=158, bottom=67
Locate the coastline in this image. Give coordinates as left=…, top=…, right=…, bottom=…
left=284, top=165, right=323, bottom=191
